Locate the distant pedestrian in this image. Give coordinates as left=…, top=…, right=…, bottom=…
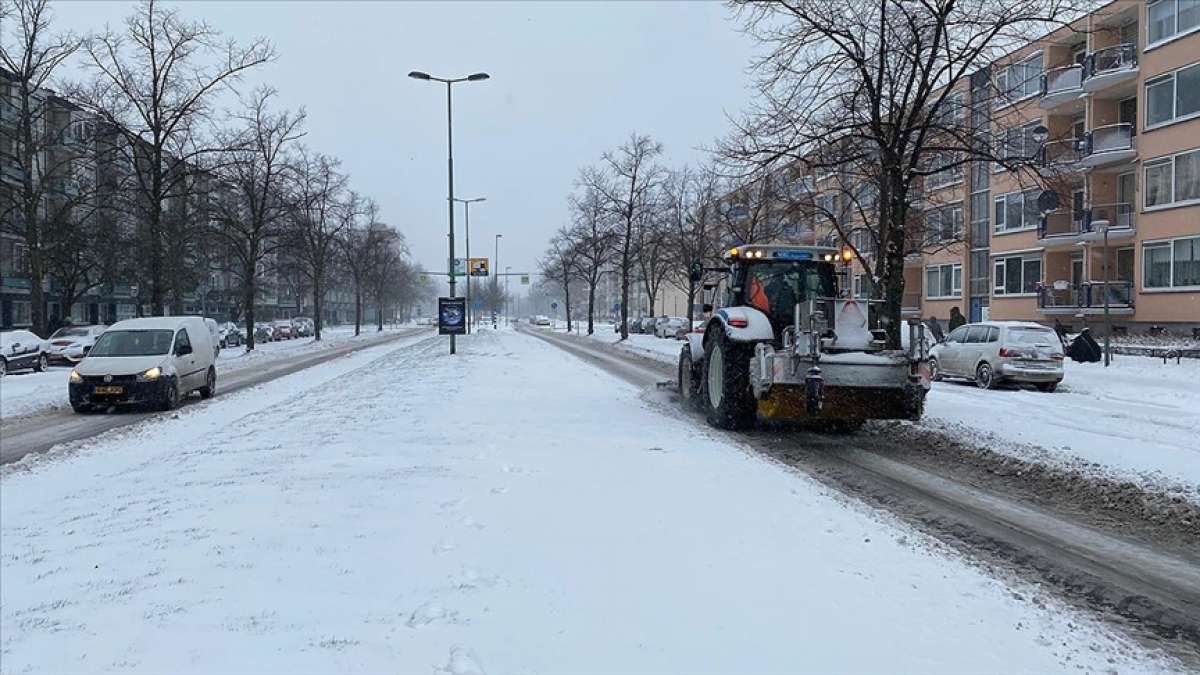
left=1053, top=318, right=1069, bottom=346
left=925, top=315, right=944, bottom=343
left=948, top=306, right=966, bottom=331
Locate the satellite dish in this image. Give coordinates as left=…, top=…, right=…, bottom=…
left=1036, top=190, right=1060, bottom=214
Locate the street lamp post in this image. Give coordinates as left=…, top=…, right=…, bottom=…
left=453, top=196, right=486, bottom=333
left=494, top=233, right=502, bottom=321
left=409, top=70, right=489, bottom=354
left=505, top=265, right=512, bottom=322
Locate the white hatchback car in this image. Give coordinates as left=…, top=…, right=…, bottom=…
left=930, top=321, right=1064, bottom=392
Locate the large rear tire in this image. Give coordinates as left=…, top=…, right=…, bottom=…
left=160, top=377, right=180, bottom=411
left=677, top=345, right=702, bottom=410
left=701, top=332, right=757, bottom=430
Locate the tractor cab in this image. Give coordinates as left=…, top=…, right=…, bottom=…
left=720, top=245, right=840, bottom=339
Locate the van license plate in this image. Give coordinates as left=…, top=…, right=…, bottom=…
left=94, top=385, right=123, bottom=395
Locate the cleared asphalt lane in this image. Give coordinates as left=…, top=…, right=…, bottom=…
left=0, top=328, right=426, bottom=465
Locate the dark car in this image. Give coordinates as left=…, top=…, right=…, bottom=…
left=0, top=329, right=49, bottom=376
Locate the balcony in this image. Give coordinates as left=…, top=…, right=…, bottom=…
left=1038, top=138, right=1082, bottom=170
left=1081, top=44, right=1138, bottom=94
left=1078, top=124, right=1136, bottom=169
left=1080, top=202, right=1137, bottom=243
left=1039, top=65, right=1084, bottom=109
left=1038, top=210, right=1088, bottom=247
left=1038, top=280, right=1134, bottom=315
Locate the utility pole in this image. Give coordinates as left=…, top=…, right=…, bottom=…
left=1102, top=223, right=1111, bottom=367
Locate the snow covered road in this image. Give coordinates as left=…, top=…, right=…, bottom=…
left=0, top=329, right=1181, bottom=673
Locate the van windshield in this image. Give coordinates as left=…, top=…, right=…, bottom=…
left=89, top=330, right=174, bottom=357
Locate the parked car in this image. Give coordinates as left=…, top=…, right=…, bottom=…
left=674, top=321, right=705, bottom=340
left=534, top=315, right=552, bottom=326
left=68, top=316, right=218, bottom=412
left=930, top=321, right=1064, bottom=392
left=291, top=317, right=314, bottom=337
left=272, top=320, right=294, bottom=339
left=0, top=329, right=49, bottom=376
left=219, top=322, right=244, bottom=348
left=639, top=316, right=659, bottom=334
left=254, top=324, right=275, bottom=343
left=655, top=317, right=688, bottom=338
left=46, top=325, right=108, bottom=364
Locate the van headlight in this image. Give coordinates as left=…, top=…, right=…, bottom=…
left=137, top=367, right=162, bottom=381
left=69, top=369, right=83, bottom=383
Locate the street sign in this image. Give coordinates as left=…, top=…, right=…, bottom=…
left=473, top=300, right=483, bottom=310
left=448, top=258, right=468, bottom=276
left=551, top=302, right=558, bottom=311
left=613, top=302, right=620, bottom=313
left=520, top=274, right=530, bottom=285
left=469, top=257, right=489, bottom=277
left=438, top=297, right=466, bottom=335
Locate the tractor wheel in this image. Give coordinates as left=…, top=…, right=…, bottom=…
left=701, top=331, right=757, bottom=430
left=677, top=345, right=702, bottom=410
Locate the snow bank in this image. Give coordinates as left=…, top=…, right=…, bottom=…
left=922, top=354, right=1200, bottom=498
left=0, top=325, right=410, bottom=420
left=0, top=330, right=1177, bottom=673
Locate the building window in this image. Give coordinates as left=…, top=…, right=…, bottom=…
left=11, top=300, right=31, bottom=326
left=1143, top=236, right=1200, bottom=289
left=925, top=263, right=963, bottom=299
left=1144, top=148, right=1200, bottom=209
left=1145, top=62, right=1200, bottom=128
left=1148, top=0, right=1200, bottom=45
left=993, top=121, right=1041, bottom=169
left=925, top=203, right=963, bottom=244
left=933, top=91, right=965, bottom=128
left=995, top=52, right=1043, bottom=105
left=993, top=255, right=1042, bottom=296
left=925, top=152, right=963, bottom=189
left=993, top=189, right=1040, bottom=232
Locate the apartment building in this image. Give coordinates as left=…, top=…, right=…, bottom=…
left=1, top=68, right=357, bottom=332
left=773, top=0, right=1199, bottom=336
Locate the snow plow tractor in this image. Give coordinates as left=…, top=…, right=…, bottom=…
left=678, top=244, right=931, bottom=430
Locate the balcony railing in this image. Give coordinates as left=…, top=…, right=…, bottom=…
left=1038, top=210, right=1087, bottom=239
left=1080, top=124, right=1136, bottom=167
left=1086, top=202, right=1136, bottom=231
left=1040, top=65, right=1083, bottom=107
left=1038, top=280, right=1134, bottom=310
left=1039, top=138, right=1082, bottom=167
left=1082, top=43, right=1138, bottom=88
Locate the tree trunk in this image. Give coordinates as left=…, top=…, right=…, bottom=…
left=619, top=234, right=631, bottom=340
left=563, top=281, right=572, bottom=333
left=686, top=277, right=696, bottom=325
left=354, top=286, right=362, bottom=336
left=586, top=281, right=597, bottom=335
left=312, top=275, right=323, bottom=341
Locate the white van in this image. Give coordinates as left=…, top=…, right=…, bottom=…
left=68, top=316, right=218, bottom=413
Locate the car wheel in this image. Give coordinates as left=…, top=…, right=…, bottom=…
left=929, top=357, right=943, bottom=382
left=34, top=353, right=48, bottom=372
left=199, top=367, right=217, bottom=399
left=160, top=377, right=180, bottom=411
left=975, top=362, right=998, bottom=390
left=0, top=357, right=7, bottom=377
left=1036, top=381, right=1058, bottom=393
left=701, top=332, right=757, bottom=430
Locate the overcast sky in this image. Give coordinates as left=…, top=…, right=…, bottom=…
left=51, top=1, right=757, bottom=294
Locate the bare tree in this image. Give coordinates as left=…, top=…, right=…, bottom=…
left=338, top=197, right=388, bottom=336
left=663, top=166, right=723, bottom=324
left=282, top=149, right=347, bottom=340
left=0, top=0, right=85, bottom=335
left=210, top=87, right=305, bottom=350
left=579, top=132, right=663, bottom=340
left=566, top=186, right=618, bottom=335
left=724, top=0, right=1084, bottom=346
left=634, top=200, right=672, bottom=319
left=365, top=225, right=408, bottom=330
left=73, top=0, right=274, bottom=315
left=540, top=229, right=582, bottom=332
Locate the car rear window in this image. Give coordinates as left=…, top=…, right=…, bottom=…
left=52, top=328, right=91, bottom=338
left=1006, top=327, right=1057, bottom=345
